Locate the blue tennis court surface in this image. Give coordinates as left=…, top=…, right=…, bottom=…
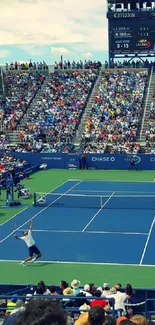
left=0, top=179, right=155, bottom=266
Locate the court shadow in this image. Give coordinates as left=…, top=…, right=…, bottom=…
left=27, top=263, right=52, bottom=268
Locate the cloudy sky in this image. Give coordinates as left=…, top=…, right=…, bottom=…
left=0, top=0, right=108, bottom=64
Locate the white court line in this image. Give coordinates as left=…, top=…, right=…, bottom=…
left=70, top=189, right=155, bottom=194
left=18, top=229, right=148, bottom=236
left=140, top=215, right=155, bottom=265
left=0, top=180, right=82, bottom=244
left=82, top=192, right=115, bottom=232
left=0, top=179, right=79, bottom=228
left=68, top=179, right=155, bottom=183
left=0, top=259, right=155, bottom=267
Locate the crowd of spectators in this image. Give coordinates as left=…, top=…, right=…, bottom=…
left=54, top=60, right=102, bottom=70
left=17, top=70, right=97, bottom=152
left=0, top=153, right=27, bottom=177
left=3, top=72, right=46, bottom=130
left=0, top=280, right=142, bottom=325
left=145, top=91, right=155, bottom=153
left=0, top=66, right=154, bottom=154
left=82, top=70, right=147, bottom=153
left=5, top=61, right=48, bottom=71
left=105, top=60, right=155, bottom=70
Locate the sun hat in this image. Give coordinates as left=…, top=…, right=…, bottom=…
left=79, top=303, right=90, bottom=313
left=84, top=284, right=90, bottom=292
left=63, top=287, right=74, bottom=296
left=110, top=287, right=117, bottom=294
left=71, top=279, right=81, bottom=288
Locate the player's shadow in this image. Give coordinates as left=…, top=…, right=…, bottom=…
left=28, top=262, right=51, bottom=268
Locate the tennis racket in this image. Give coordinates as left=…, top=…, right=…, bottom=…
left=12, top=221, right=18, bottom=234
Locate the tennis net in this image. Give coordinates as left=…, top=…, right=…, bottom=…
left=33, top=192, right=155, bottom=210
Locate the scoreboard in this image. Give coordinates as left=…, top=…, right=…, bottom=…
left=108, top=14, right=155, bottom=55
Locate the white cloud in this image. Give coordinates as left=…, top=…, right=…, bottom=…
left=0, top=0, right=108, bottom=53
left=18, top=45, right=44, bottom=56
left=0, top=50, right=10, bottom=58
left=51, top=47, right=72, bottom=56
left=82, top=52, right=94, bottom=58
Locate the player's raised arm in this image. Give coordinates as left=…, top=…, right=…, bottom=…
left=14, top=235, right=21, bottom=240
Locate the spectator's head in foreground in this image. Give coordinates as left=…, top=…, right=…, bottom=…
left=13, top=299, right=67, bottom=325
left=60, top=280, right=68, bottom=291
left=130, top=315, right=148, bottom=325
left=88, top=306, right=105, bottom=325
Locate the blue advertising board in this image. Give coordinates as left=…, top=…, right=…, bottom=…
left=1, top=152, right=155, bottom=170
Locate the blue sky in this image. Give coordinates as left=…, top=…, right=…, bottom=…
left=0, top=0, right=108, bottom=64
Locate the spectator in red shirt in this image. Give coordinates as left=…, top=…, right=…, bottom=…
left=90, top=290, right=107, bottom=308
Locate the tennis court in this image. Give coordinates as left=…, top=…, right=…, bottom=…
left=0, top=178, right=155, bottom=266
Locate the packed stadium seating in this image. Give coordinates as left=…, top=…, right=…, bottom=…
left=18, top=70, right=98, bottom=152
left=145, top=92, right=155, bottom=154
left=0, top=63, right=154, bottom=154
left=3, top=72, right=46, bottom=130
left=82, top=70, right=147, bottom=153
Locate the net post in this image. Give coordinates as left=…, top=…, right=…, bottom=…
left=34, top=192, right=36, bottom=206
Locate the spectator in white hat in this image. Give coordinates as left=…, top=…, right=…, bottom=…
left=102, top=283, right=111, bottom=298
left=71, top=279, right=81, bottom=296
left=82, top=284, right=92, bottom=297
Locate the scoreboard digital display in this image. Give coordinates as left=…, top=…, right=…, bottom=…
left=109, top=18, right=155, bottom=54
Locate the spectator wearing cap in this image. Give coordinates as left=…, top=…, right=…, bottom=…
left=82, top=285, right=92, bottom=297
left=102, top=283, right=111, bottom=298
left=109, top=286, right=129, bottom=312
left=6, top=295, right=18, bottom=314
left=71, top=279, right=81, bottom=296
left=62, top=287, right=74, bottom=303
left=3, top=299, right=25, bottom=325
left=90, top=290, right=107, bottom=308
left=10, top=300, right=25, bottom=315
left=25, top=294, right=33, bottom=304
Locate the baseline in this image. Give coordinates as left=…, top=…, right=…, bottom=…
left=17, top=229, right=148, bottom=236
left=0, top=260, right=155, bottom=267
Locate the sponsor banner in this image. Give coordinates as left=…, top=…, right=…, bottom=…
left=66, top=162, right=79, bottom=170
left=1, top=152, right=155, bottom=170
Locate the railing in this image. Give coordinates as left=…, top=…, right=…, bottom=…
left=140, top=66, right=153, bottom=139
left=0, top=295, right=115, bottom=318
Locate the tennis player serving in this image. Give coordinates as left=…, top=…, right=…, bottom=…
left=14, top=219, right=42, bottom=266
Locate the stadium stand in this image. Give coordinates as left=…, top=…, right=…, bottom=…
left=0, top=62, right=154, bottom=154
left=0, top=280, right=154, bottom=325
left=17, top=70, right=98, bottom=152
left=3, top=72, right=46, bottom=130
left=145, top=92, right=155, bottom=153
left=81, top=70, right=147, bottom=153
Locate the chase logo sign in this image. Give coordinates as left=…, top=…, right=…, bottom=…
left=124, top=155, right=141, bottom=165
left=92, top=157, right=115, bottom=162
